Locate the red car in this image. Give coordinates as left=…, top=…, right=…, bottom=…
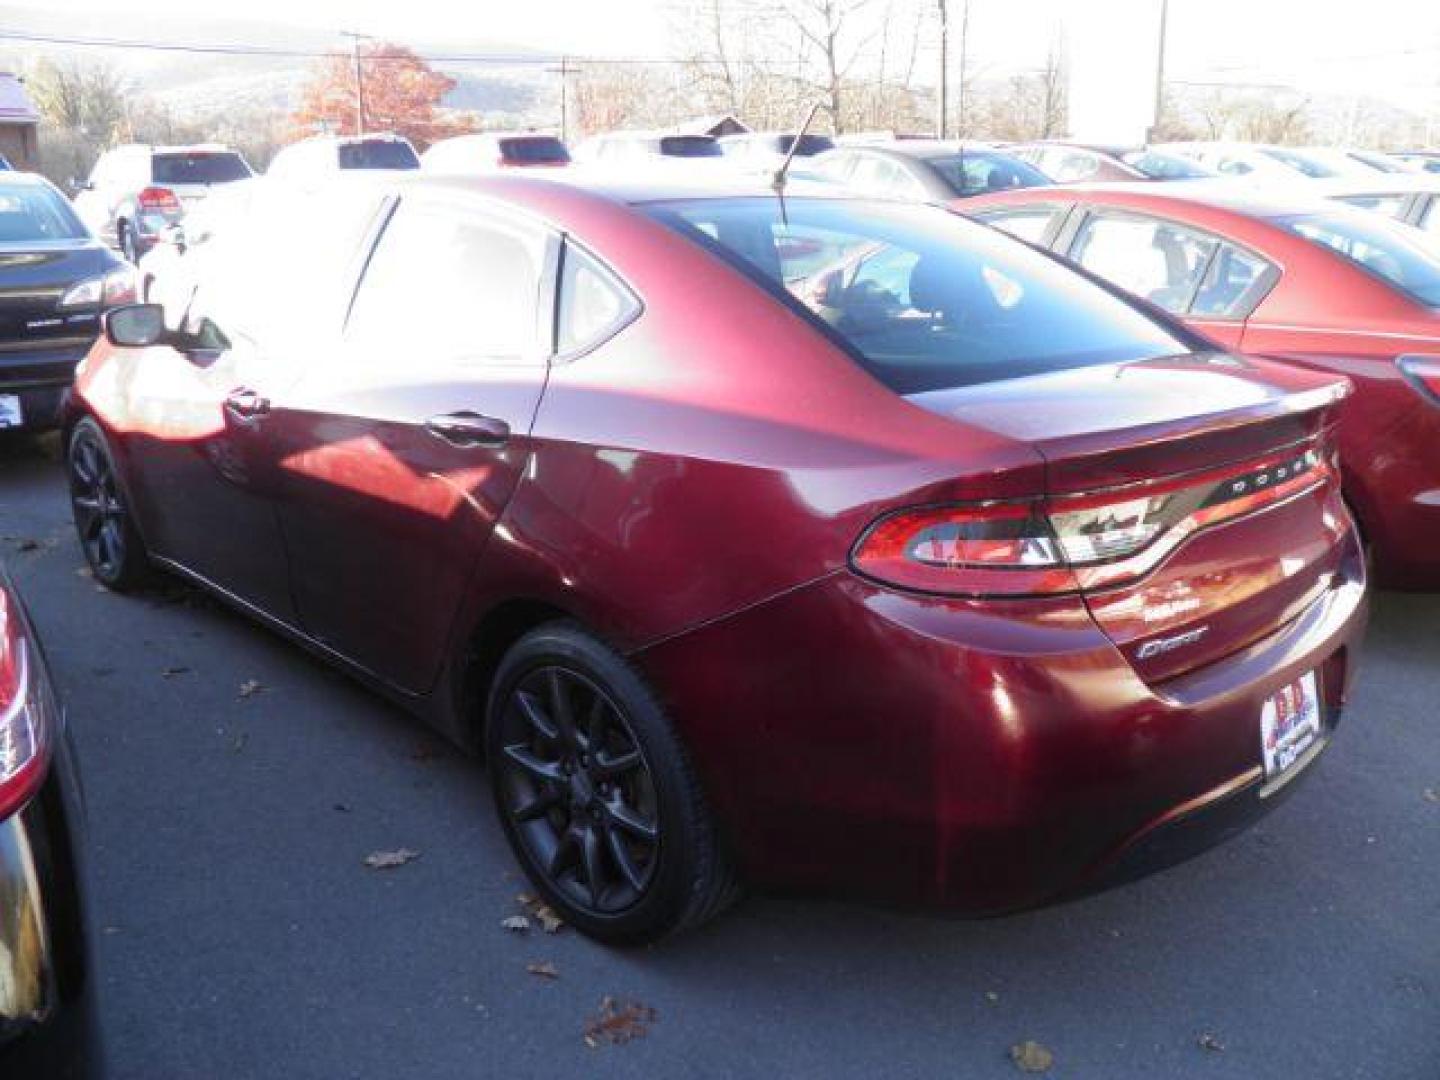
left=64, top=175, right=1365, bottom=943
left=966, top=182, right=1440, bottom=588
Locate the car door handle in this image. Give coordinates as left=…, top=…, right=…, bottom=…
left=424, top=411, right=510, bottom=448
left=225, top=388, right=271, bottom=421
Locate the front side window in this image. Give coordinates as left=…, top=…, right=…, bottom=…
left=848, top=156, right=920, bottom=199
left=1051, top=151, right=1100, bottom=183
left=972, top=207, right=1062, bottom=245
left=1071, top=212, right=1218, bottom=313
left=151, top=152, right=253, bottom=185
left=1335, top=193, right=1410, bottom=220
left=347, top=197, right=546, bottom=364
left=1120, top=150, right=1211, bottom=180
left=1275, top=210, right=1440, bottom=306
left=557, top=243, right=639, bottom=354
left=926, top=152, right=1050, bottom=197
left=643, top=197, right=1190, bottom=395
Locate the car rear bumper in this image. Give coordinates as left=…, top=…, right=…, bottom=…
left=638, top=526, right=1368, bottom=913
left=0, top=344, right=88, bottom=432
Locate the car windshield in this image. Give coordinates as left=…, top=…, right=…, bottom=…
left=151, top=151, right=253, bottom=185
left=500, top=137, right=570, bottom=164
left=338, top=140, right=420, bottom=170
left=0, top=182, right=88, bottom=241
left=1275, top=211, right=1440, bottom=306
left=659, top=137, right=723, bottom=158
left=643, top=197, right=1191, bottom=395
left=1120, top=150, right=1212, bottom=180
left=1260, top=148, right=1341, bottom=179
left=924, top=152, right=1050, bottom=197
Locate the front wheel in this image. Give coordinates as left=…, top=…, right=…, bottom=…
left=67, top=417, right=151, bottom=591
left=486, top=623, right=738, bottom=945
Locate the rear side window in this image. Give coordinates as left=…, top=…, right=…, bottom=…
left=0, top=182, right=87, bottom=241
left=347, top=197, right=546, bottom=364
left=338, top=140, right=420, bottom=170
left=557, top=243, right=639, bottom=354
left=151, top=152, right=252, bottom=185
left=849, top=156, right=925, bottom=200
left=643, top=197, right=1190, bottom=395
left=973, top=207, right=1062, bottom=245
left=1120, top=150, right=1211, bottom=180
left=1190, top=245, right=1275, bottom=319
left=658, top=137, right=721, bottom=158
left=501, top=138, right=570, bottom=165
left=1276, top=210, right=1440, bottom=307
left=1335, top=193, right=1409, bottom=220
left=1071, top=212, right=1218, bottom=313
left=926, top=152, right=1050, bottom=197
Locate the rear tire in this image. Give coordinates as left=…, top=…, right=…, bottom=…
left=486, top=622, right=739, bottom=945
left=67, top=417, right=152, bottom=592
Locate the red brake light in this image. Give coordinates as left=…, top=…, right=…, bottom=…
left=137, top=186, right=180, bottom=212
left=0, top=588, right=47, bottom=821
left=1397, top=354, right=1440, bottom=406
left=852, top=442, right=1335, bottom=598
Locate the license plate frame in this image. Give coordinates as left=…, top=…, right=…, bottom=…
left=1260, top=670, right=1324, bottom=783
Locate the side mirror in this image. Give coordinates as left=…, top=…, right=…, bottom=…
left=104, top=304, right=168, bottom=347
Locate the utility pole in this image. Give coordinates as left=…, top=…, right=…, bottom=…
left=936, top=0, right=948, bottom=139
left=956, top=0, right=970, bottom=139
left=1150, top=0, right=1170, bottom=143
left=341, top=29, right=371, bottom=136
left=546, top=56, right=574, bottom=143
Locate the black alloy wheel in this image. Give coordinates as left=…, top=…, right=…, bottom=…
left=67, top=418, right=149, bottom=590
left=487, top=623, right=738, bottom=944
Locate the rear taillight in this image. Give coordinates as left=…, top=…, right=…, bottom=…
left=1397, top=355, right=1440, bottom=407
left=58, top=266, right=138, bottom=309
left=852, top=443, right=1333, bottom=597
left=0, top=588, right=47, bottom=821
left=137, top=185, right=180, bottom=212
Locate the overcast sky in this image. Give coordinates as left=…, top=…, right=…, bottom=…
left=3, top=0, right=1437, bottom=106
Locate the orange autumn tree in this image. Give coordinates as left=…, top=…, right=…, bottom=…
left=290, top=41, right=462, bottom=149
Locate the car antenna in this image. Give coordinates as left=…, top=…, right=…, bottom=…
left=772, top=101, right=822, bottom=225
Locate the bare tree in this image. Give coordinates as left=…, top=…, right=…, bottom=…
left=778, top=0, right=876, bottom=133
left=27, top=58, right=127, bottom=140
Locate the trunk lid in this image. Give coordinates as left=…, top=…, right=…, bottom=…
left=0, top=240, right=112, bottom=359
left=909, top=353, right=1353, bottom=683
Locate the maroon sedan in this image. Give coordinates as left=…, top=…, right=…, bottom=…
left=967, top=182, right=1440, bottom=589
left=64, top=175, right=1365, bottom=943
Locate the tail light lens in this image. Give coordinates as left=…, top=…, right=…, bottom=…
left=0, top=587, right=48, bottom=821
left=137, top=186, right=181, bottom=212
left=1397, top=355, right=1440, bottom=407
left=852, top=442, right=1334, bottom=597
left=59, top=266, right=138, bottom=309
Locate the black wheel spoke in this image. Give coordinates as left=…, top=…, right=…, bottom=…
left=608, top=801, right=658, bottom=843
left=547, top=828, right=579, bottom=878
left=511, top=787, right=561, bottom=822
left=513, top=690, right=559, bottom=742
left=546, top=669, right=580, bottom=751
left=606, top=827, right=646, bottom=892
left=502, top=743, right=565, bottom=784
left=580, top=825, right=607, bottom=906
left=593, top=748, right=643, bottom=781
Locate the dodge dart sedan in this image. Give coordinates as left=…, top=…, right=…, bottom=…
left=967, top=181, right=1440, bottom=589
left=65, top=175, right=1366, bottom=943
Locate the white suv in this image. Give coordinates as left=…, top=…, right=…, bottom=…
left=266, top=133, right=420, bottom=182
left=72, top=143, right=254, bottom=263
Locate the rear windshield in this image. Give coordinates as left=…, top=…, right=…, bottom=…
left=152, top=151, right=252, bottom=185
left=1260, top=148, right=1341, bottom=179
left=643, top=197, right=1191, bottom=394
left=658, top=137, right=722, bottom=159
left=1120, top=150, right=1212, bottom=180
left=500, top=137, right=571, bottom=164
left=779, top=134, right=835, bottom=156
left=925, top=152, right=1050, bottom=197
left=0, top=182, right=87, bottom=241
left=1275, top=211, right=1440, bottom=307
left=338, top=140, right=420, bottom=170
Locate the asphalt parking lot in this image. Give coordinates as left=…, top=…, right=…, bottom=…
left=1, top=432, right=1435, bottom=1080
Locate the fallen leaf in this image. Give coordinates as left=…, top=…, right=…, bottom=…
left=1424, top=788, right=1438, bottom=804
left=363, top=848, right=419, bottom=870
left=1010, top=1041, right=1054, bottom=1074
left=501, top=915, right=531, bottom=933
left=985, top=991, right=1001, bottom=1004
left=231, top=732, right=248, bottom=753
left=162, top=666, right=191, bottom=678
left=526, top=961, right=559, bottom=980
left=14, top=538, right=40, bottom=552
left=75, top=566, right=92, bottom=578
left=583, top=996, right=657, bottom=1047
left=333, top=802, right=352, bottom=813
left=515, top=893, right=565, bottom=933
left=238, top=679, right=264, bottom=699
left=1197, top=1032, right=1225, bottom=1053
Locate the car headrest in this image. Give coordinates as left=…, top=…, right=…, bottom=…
left=908, top=254, right=996, bottom=319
